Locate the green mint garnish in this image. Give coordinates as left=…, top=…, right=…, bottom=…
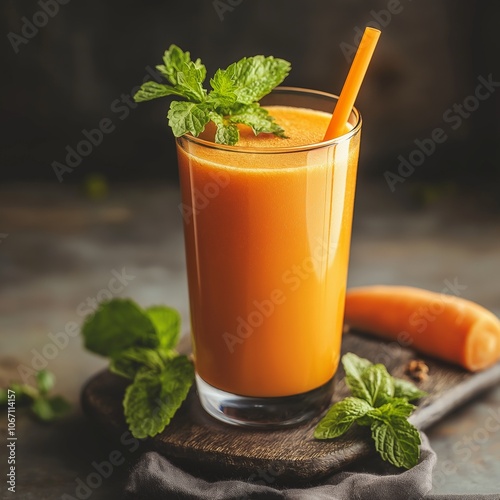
left=368, top=401, right=421, bottom=469
left=1, top=369, right=70, bottom=422
left=31, top=395, right=71, bottom=422
left=82, top=298, right=159, bottom=357
left=314, top=396, right=373, bottom=439
left=123, top=356, right=194, bottom=439
left=144, top=305, right=181, bottom=351
left=314, top=353, right=427, bottom=470
left=36, top=369, right=55, bottom=395
left=393, top=377, right=428, bottom=401
left=109, top=347, right=168, bottom=380
left=82, top=299, right=194, bottom=439
left=133, top=44, right=291, bottom=145
left=343, top=353, right=395, bottom=407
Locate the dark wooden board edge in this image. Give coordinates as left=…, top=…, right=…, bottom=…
left=81, top=331, right=500, bottom=485
left=81, top=377, right=375, bottom=484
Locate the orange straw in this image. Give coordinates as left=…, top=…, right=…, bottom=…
left=323, top=27, right=381, bottom=141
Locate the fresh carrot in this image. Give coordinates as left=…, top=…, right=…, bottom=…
left=344, top=285, right=500, bottom=372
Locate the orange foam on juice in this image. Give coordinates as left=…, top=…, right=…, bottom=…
left=177, top=106, right=360, bottom=397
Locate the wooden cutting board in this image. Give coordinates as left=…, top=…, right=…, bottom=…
left=81, top=331, right=500, bottom=484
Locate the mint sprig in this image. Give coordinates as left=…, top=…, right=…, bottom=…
left=82, top=299, right=194, bottom=439
left=0, top=369, right=70, bottom=422
left=314, top=353, right=427, bottom=469
left=133, top=45, right=291, bottom=145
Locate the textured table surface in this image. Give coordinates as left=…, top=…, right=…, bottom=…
left=1, top=181, right=499, bottom=498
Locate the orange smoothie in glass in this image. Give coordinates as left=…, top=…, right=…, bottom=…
left=177, top=88, right=361, bottom=405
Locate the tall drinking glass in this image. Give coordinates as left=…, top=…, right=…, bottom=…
left=176, top=87, right=362, bottom=427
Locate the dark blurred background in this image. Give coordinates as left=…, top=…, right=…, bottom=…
left=1, top=0, right=499, bottom=200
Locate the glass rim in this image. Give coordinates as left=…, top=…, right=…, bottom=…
left=177, top=86, right=362, bottom=154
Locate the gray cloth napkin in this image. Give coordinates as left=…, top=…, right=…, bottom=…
left=124, top=432, right=493, bottom=500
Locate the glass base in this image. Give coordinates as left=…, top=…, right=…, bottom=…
left=196, top=374, right=334, bottom=428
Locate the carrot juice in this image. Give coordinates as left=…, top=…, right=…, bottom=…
left=176, top=88, right=361, bottom=425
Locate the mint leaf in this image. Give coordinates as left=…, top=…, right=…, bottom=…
left=367, top=398, right=416, bottom=422
left=223, top=56, right=291, bottom=104
left=82, top=299, right=159, bottom=358
left=208, top=69, right=237, bottom=109
left=36, top=369, right=54, bottom=395
left=341, top=354, right=425, bottom=407
left=123, top=370, right=166, bottom=439
left=167, top=101, right=210, bottom=138
left=209, top=112, right=239, bottom=145
left=215, top=121, right=239, bottom=145
left=342, top=354, right=394, bottom=407
left=124, top=356, right=194, bottom=438
left=370, top=415, right=421, bottom=469
left=156, top=45, right=206, bottom=87
left=363, top=364, right=395, bottom=407
left=175, top=61, right=207, bottom=102
left=229, top=104, right=286, bottom=137
left=136, top=46, right=206, bottom=103
left=394, top=377, right=427, bottom=401
left=145, top=306, right=181, bottom=351
left=159, top=355, right=194, bottom=394
left=342, top=353, right=374, bottom=403
left=32, top=398, right=55, bottom=421
left=342, top=352, right=372, bottom=372
left=46, top=395, right=71, bottom=416
left=110, top=347, right=167, bottom=380
left=314, top=397, right=373, bottom=439
left=134, top=81, right=186, bottom=102
left=32, top=395, right=70, bottom=422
